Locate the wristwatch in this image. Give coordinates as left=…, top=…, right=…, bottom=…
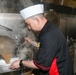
left=19, top=60, right=25, bottom=73
left=19, top=60, right=23, bottom=67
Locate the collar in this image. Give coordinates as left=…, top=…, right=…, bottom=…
left=38, top=21, right=52, bottom=39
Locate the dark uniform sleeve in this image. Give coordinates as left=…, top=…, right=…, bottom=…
left=33, top=32, right=59, bottom=71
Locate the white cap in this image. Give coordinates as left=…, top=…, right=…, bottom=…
left=20, top=4, right=44, bottom=19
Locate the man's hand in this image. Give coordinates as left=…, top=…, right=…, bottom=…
left=9, top=60, right=20, bottom=70
left=25, top=37, right=33, bottom=43
left=25, top=37, right=38, bottom=47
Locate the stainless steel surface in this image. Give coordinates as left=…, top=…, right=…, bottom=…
left=0, top=13, right=23, bottom=45
left=59, top=15, right=76, bottom=39
left=0, top=13, right=36, bottom=74
left=0, top=13, right=36, bottom=45
left=0, top=24, right=13, bottom=31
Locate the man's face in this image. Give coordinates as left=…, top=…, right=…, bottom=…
left=24, top=18, right=40, bottom=31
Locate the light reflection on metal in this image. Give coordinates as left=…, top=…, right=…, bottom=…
left=0, top=24, right=13, bottom=31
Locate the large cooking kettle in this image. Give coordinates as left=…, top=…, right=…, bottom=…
left=0, top=35, right=33, bottom=74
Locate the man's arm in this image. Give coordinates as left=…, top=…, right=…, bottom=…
left=9, top=60, right=38, bottom=70
left=22, top=60, right=38, bottom=69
